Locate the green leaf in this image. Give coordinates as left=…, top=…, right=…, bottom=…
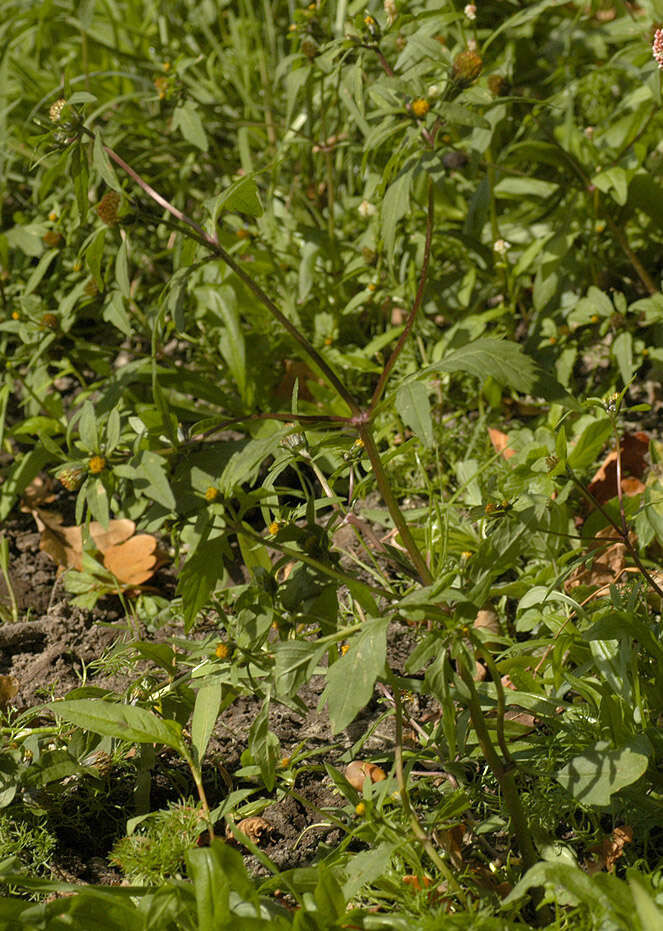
left=248, top=701, right=280, bottom=792
left=203, top=285, right=247, bottom=401
left=186, top=842, right=231, bottom=930
left=85, top=226, right=107, bottom=291
left=177, top=536, right=230, bottom=631
left=134, top=450, right=176, bottom=509
left=556, top=737, right=650, bottom=805
left=381, top=171, right=411, bottom=262
left=397, top=338, right=579, bottom=407
left=395, top=381, right=433, bottom=448
left=342, top=842, right=396, bottom=900
left=92, top=131, right=121, bottom=191
left=191, top=680, right=223, bottom=767
left=567, top=417, right=611, bottom=471
left=274, top=641, right=326, bottom=699
left=322, top=617, right=388, bottom=733
left=115, top=236, right=130, bottom=299
left=172, top=102, right=209, bottom=152
left=612, top=331, right=634, bottom=387
left=70, top=143, right=89, bottom=222
left=206, top=176, right=263, bottom=220
left=48, top=699, right=184, bottom=752
left=0, top=447, right=54, bottom=520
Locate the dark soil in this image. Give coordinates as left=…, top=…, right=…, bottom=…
left=0, top=501, right=431, bottom=888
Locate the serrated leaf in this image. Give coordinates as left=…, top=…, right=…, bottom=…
left=395, top=381, right=433, bottom=448
left=396, top=338, right=579, bottom=408
left=172, top=102, right=208, bottom=152
left=248, top=701, right=280, bottom=791
left=177, top=536, right=230, bottom=630
left=322, top=617, right=388, bottom=733
left=48, top=699, right=184, bottom=752
left=135, top=450, right=175, bottom=509
left=92, top=131, right=121, bottom=191
left=381, top=172, right=411, bottom=262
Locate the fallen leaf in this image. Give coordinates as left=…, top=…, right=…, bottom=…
left=587, top=432, right=649, bottom=505
left=31, top=509, right=135, bottom=571
left=587, top=825, right=633, bottom=874
left=103, top=535, right=161, bottom=586
left=565, top=526, right=626, bottom=591
left=0, top=675, right=18, bottom=707
left=227, top=817, right=273, bottom=844
left=488, top=428, right=516, bottom=460
left=21, top=476, right=56, bottom=509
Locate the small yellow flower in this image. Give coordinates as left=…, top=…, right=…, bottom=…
left=48, top=210, right=58, bottom=222
left=163, top=61, right=171, bottom=72
left=88, top=455, right=106, bottom=474
left=324, top=336, right=333, bottom=346
left=280, top=756, right=291, bottom=768
left=205, top=486, right=219, bottom=502
left=73, top=260, right=82, bottom=272
left=590, top=314, right=599, bottom=324
left=215, top=642, right=230, bottom=660
left=353, top=438, right=364, bottom=448
left=411, top=98, right=430, bottom=118
left=11, top=311, right=19, bottom=321
left=355, top=801, right=366, bottom=815
left=289, top=22, right=297, bottom=31
left=368, top=282, right=377, bottom=292
left=268, top=521, right=280, bottom=535
left=364, top=14, right=375, bottom=26
left=340, top=643, right=350, bottom=655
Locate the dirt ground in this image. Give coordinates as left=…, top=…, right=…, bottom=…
left=0, top=503, right=426, bottom=887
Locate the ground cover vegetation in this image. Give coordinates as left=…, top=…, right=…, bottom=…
left=2, top=0, right=663, bottom=927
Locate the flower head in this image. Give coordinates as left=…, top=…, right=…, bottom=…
left=88, top=455, right=106, bottom=475
left=464, top=4, right=477, bottom=20
left=493, top=238, right=510, bottom=256
left=653, top=28, right=663, bottom=69
left=49, top=98, right=66, bottom=123
left=411, top=97, right=430, bottom=118
left=358, top=199, right=376, bottom=218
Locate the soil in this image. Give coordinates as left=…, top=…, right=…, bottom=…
left=0, top=499, right=431, bottom=889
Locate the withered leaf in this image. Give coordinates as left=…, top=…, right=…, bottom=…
left=31, top=508, right=135, bottom=570
left=103, top=535, right=161, bottom=586
left=0, top=675, right=18, bottom=706
left=488, top=428, right=516, bottom=460
left=587, top=432, right=649, bottom=505
left=587, top=825, right=633, bottom=874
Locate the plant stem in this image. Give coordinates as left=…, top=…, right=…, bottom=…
left=88, top=132, right=360, bottom=416
left=457, top=661, right=537, bottom=870
left=392, top=686, right=466, bottom=901
left=370, top=178, right=434, bottom=412
left=358, top=426, right=433, bottom=585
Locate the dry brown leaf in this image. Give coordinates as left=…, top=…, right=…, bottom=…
left=103, top=535, right=161, bottom=586
left=488, top=428, right=516, bottom=460
left=402, top=874, right=432, bottom=891
left=21, top=476, right=56, bottom=509
left=0, top=675, right=18, bottom=707
left=587, top=825, right=633, bottom=874
left=30, top=509, right=162, bottom=587
left=228, top=817, right=273, bottom=844
left=31, top=508, right=135, bottom=571
left=587, top=432, right=649, bottom=505
left=565, top=526, right=626, bottom=591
